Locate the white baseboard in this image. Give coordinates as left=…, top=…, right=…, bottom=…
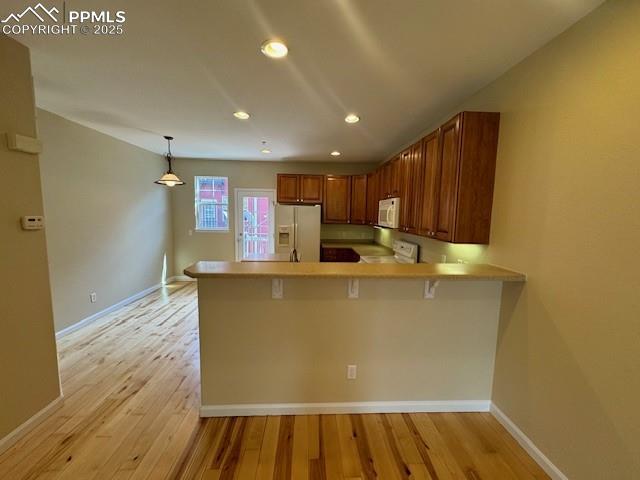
left=55, top=283, right=163, bottom=340
left=0, top=395, right=64, bottom=456
left=200, top=400, right=490, bottom=417
left=490, top=403, right=568, bottom=480
left=167, top=275, right=196, bottom=282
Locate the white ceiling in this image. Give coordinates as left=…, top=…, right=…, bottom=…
left=7, top=0, right=603, bottom=161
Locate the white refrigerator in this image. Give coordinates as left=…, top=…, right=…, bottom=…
left=275, top=204, right=321, bottom=262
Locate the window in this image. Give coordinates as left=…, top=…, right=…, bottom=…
left=195, top=176, right=229, bottom=231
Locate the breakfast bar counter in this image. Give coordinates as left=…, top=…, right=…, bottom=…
left=184, top=260, right=526, bottom=281
left=187, top=260, right=526, bottom=418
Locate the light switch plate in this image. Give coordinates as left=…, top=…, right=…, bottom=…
left=21, top=216, right=44, bottom=230
left=7, top=133, right=42, bottom=154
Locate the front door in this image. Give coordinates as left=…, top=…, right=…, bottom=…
left=234, top=189, right=275, bottom=261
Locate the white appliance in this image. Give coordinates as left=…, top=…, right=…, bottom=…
left=378, top=197, right=400, bottom=228
left=360, top=240, right=419, bottom=264
left=275, top=204, right=321, bottom=262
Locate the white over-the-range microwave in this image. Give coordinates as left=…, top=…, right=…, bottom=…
left=378, top=197, right=400, bottom=228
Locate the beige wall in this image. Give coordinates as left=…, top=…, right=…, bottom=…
left=171, top=158, right=375, bottom=273
left=38, top=110, right=173, bottom=332
left=385, top=1, right=640, bottom=477
left=0, top=36, right=61, bottom=440
left=198, top=278, right=502, bottom=406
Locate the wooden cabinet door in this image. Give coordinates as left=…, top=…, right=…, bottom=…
left=277, top=174, right=300, bottom=203
left=433, top=115, right=462, bottom=241
left=407, top=141, right=423, bottom=234
left=323, top=175, right=351, bottom=223
left=380, top=162, right=391, bottom=199
left=452, top=111, right=500, bottom=243
left=366, top=171, right=380, bottom=225
left=300, top=175, right=323, bottom=204
left=399, top=149, right=412, bottom=231
left=350, top=174, right=367, bottom=224
left=418, top=130, right=439, bottom=237
left=390, top=156, right=402, bottom=197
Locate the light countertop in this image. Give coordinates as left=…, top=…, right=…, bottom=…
left=184, top=261, right=526, bottom=281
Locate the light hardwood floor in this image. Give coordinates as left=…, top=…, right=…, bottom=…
left=0, top=282, right=549, bottom=479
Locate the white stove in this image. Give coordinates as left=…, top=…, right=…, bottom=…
left=359, top=240, right=419, bottom=264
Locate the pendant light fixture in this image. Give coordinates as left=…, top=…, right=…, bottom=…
left=155, top=136, right=184, bottom=187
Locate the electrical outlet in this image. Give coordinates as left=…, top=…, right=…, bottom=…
left=347, top=365, right=357, bottom=380
left=90, top=292, right=97, bottom=303
left=440, top=254, right=447, bottom=263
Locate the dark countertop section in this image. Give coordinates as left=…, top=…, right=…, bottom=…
left=320, top=240, right=393, bottom=257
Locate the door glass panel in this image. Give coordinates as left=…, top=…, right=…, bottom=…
left=242, top=196, right=271, bottom=258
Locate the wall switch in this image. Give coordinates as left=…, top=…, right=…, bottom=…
left=347, top=365, right=357, bottom=380
left=21, top=216, right=44, bottom=230
left=90, top=292, right=97, bottom=303
left=7, top=132, right=42, bottom=154
left=188, top=229, right=193, bottom=236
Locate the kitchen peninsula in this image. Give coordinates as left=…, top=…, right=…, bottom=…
left=185, top=261, right=525, bottom=417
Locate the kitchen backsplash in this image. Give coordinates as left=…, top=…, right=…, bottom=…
left=374, top=227, right=488, bottom=264
left=320, top=224, right=375, bottom=241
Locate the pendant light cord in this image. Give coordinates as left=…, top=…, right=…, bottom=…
left=166, top=137, right=173, bottom=172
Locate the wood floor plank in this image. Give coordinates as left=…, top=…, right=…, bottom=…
left=362, top=414, right=402, bottom=480
left=291, top=416, right=310, bottom=480
left=383, top=414, right=431, bottom=480
left=320, top=415, right=344, bottom=480
left=0, top=282, right=549, bottom=480
left=255, top=416, right=280, bottom=480
left=349, top=414, right=377, bottom=480
left=235, top=417, right=266, bottom=480
left=273, top=416, right=294, bottom=480
left=335, top=414, right=361, bottom=479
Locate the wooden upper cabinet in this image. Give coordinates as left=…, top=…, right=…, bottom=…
left=300, top=175, right=323, bottom=204
left=323, top=175, right=351, bottom=224
left=390, top=156, right=402, bottom=198
left=277, top=174, right=299, bottom=204
left=366, top=170, right=380, bottom=225
left=452, top=112, right=500, bottom=243
left=380, top=162, right=391, bottom=199
left=399, top=149, right=412, bottom=231
left=433, top=116, right=462, bottom=241
left=277, top=174, right=323, bottom=204
left=407, top=141, right=423, bottom=234
left=418, top=130, right=440, bottom=237
left=350, top=174, right=367, bottom=225
left=277, top=112, right=499, bottom=242
left=430, top=112, right=500, bottom=243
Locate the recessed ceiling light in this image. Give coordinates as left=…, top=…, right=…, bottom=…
left=233, top=111, right=250, bottom=120
left=261, top=148, right=272, bottom=154
left=261, top=40, right=288, bottom=59
left=330, top=151, right=341, bottom=156
left=344, top=113, right=360, bottom=124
